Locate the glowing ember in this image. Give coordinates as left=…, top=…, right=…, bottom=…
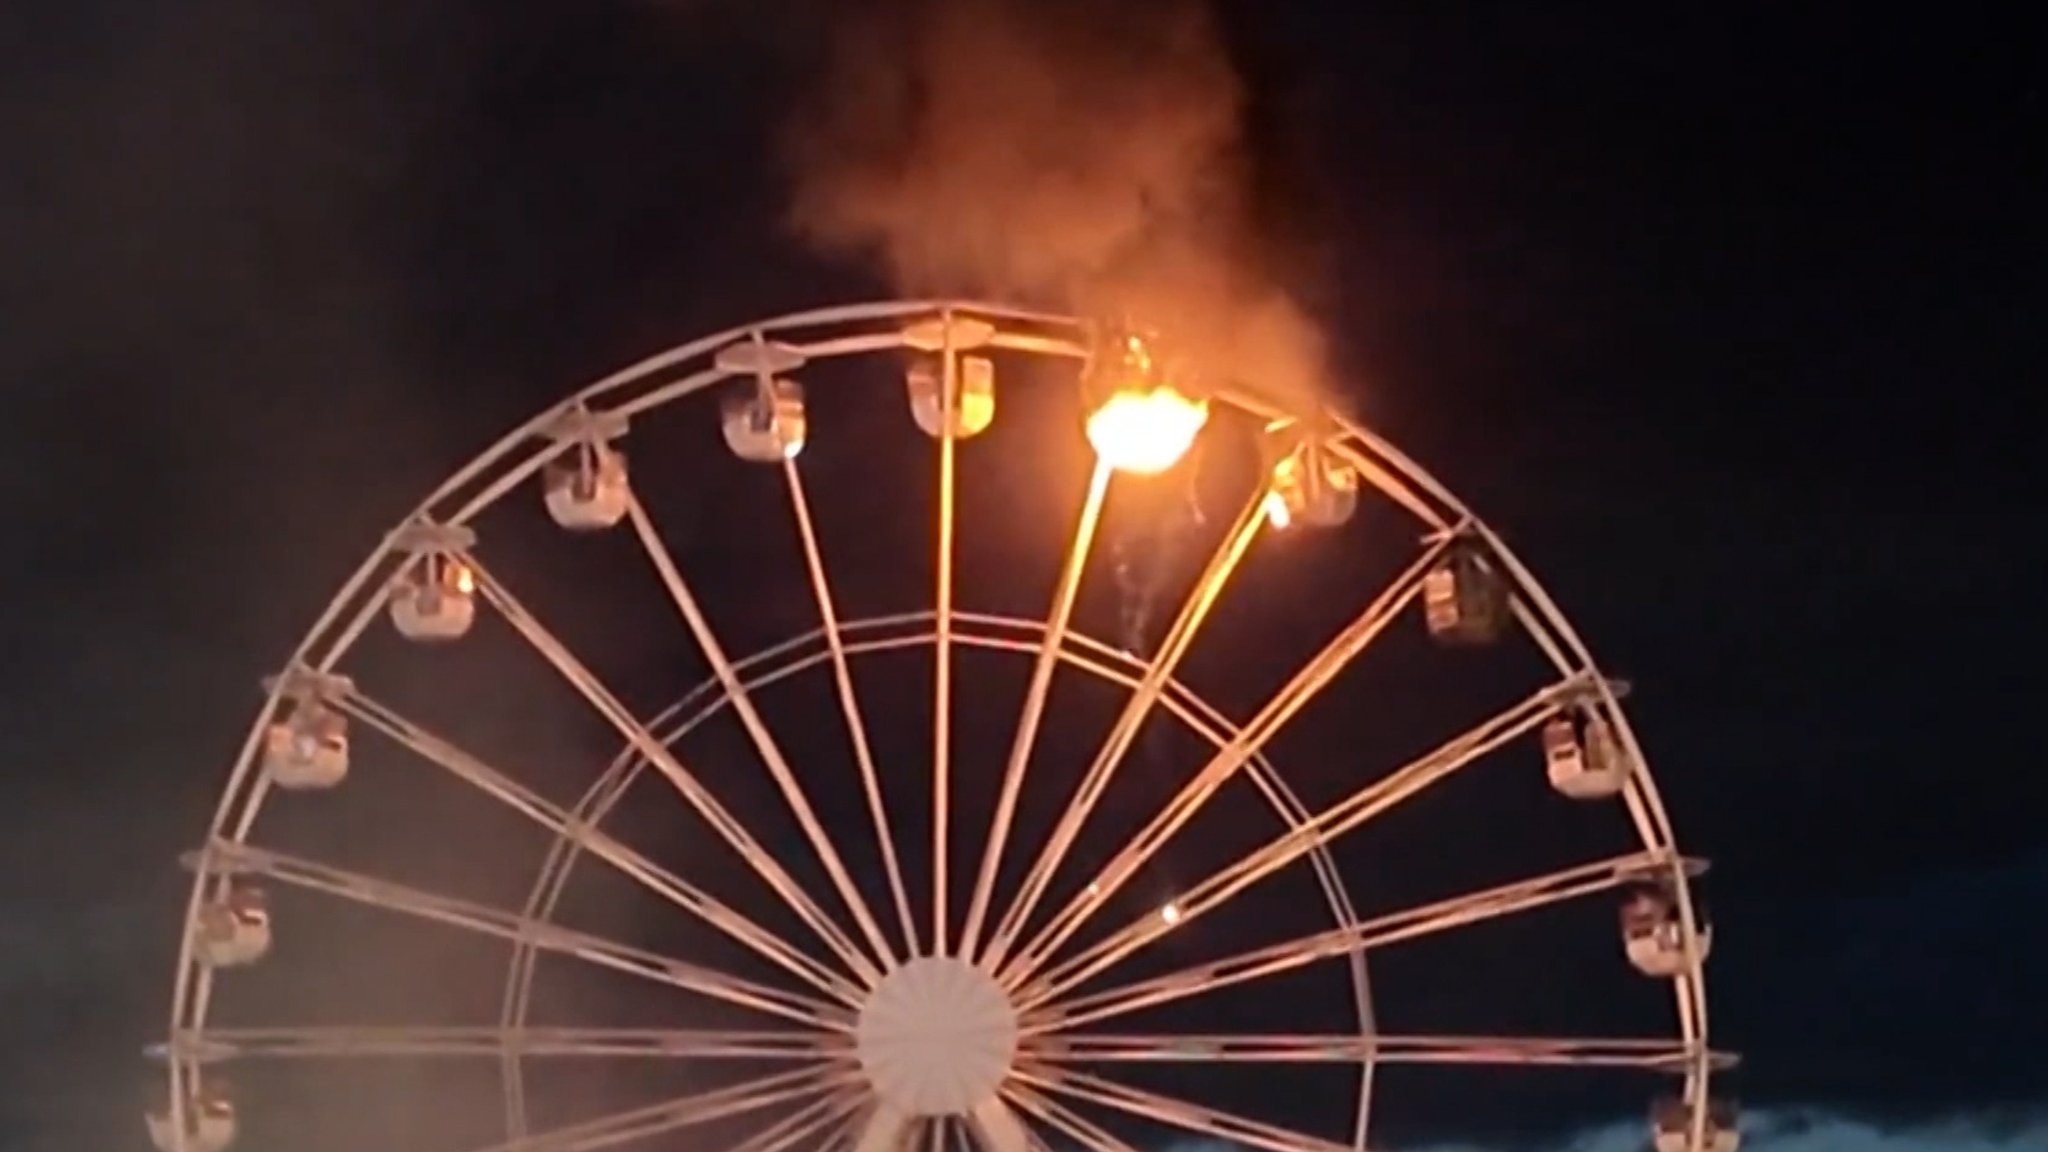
left=1262, top=489, right=1294, bottom=529
left=1086, top=385, right=1208, bottom=475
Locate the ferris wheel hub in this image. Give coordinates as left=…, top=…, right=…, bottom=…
left=854, top=956, right=1018, bottom=1116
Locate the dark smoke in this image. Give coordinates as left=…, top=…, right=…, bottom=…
left=782, top=0, right=1332, bottom=405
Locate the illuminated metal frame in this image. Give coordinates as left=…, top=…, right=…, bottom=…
left=158, top=301, right=1727, bottom=1152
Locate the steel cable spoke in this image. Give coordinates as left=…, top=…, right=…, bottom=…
left=960, top=462, right=1112, bottom=958
left=466, top=556, right=879, bottom=984
left=1023, top=1031, right=1735, bottom=1072
left=1015, top=1065, right=1350, bottom=1152
left=334, top=687, right=862, bottom=1006
left=1029, top=850, right=1675, bottom=1030
left=932, top=316, right=962, bottom=956
left=1018, top=680, right=1575, bottom=1008
left=625, top=496, right=898, bottom=973
left=456, top=1064, right=849, bottom=1152
left=979, top=494, right=1264, bottom=972
left=1002, top=1083, right=1144, bottom=1152
left=190, top=839, right=844, bottom=1029
left=1000, top=535, right=1455, bottom=989
left=159, top=1025, right=845, bottom=1063
left=785, top=460, right=922, bottom=959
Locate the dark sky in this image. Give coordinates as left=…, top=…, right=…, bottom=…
left=2, top=3, right=2044, bottom=1152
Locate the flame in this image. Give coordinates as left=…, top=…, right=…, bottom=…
left=1086, top=384, right=1208, bottom=475
left=1262, top=487, right=1293, bottom=529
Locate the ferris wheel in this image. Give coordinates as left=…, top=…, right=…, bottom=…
left=151, top=301, right=1741, bottom=1152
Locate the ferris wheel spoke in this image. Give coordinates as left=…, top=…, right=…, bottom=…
left=960, top=461, right=1113, bottom=959
left=459, top=1063, right=852, bottom=1152
left=624, top=497, right=899, bottom=973
left=333, top=688, right=864, bottom=1006
left=1000, top=535, right=1462, bottom=993
left=155, top=1024, right=843, bottom=1063
left=463, top=556, right=882, bottom=986
left=1001, top=1082, right=1144, bottom=1152
left=785, top=460, right=922, bottom=960
left=188, top=839, right=846, bottom=1029
left=1014, top=1065, right=1350, bottom=1152
left=932, top=321, right=962, bottom=957
left=1032, top=849, right=1679, bottom=1029
left=979, top=494, right=1265, bottom=972
left=723, top=1086, right=869, bottom=1152
left=1023, top=1032, right=1736, bottom=1072
left=1017, top=678, right=1580, bottom=1009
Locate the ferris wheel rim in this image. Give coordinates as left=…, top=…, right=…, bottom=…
left=163, top=297, right=1720, bottom=1152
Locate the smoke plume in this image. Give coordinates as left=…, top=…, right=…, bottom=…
left=783, top=0, right=1330, bottom=404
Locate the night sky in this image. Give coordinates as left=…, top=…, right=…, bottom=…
left=3, top=4, right=2044, bottom=1152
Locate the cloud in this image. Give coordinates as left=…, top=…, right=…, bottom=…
left=1505, top=1110, right=2048, bottom=1152
left=1149, top=1109, right=2048, bottom=1152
